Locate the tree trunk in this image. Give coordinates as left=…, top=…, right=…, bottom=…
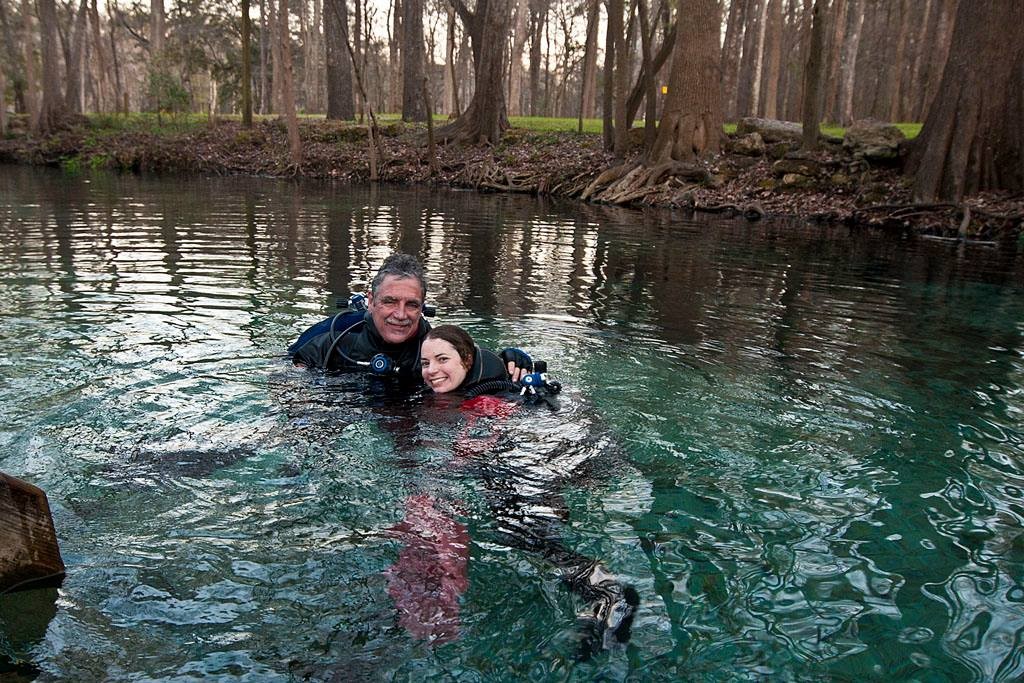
left=437, top=0, right=512, bottom=144
left=37, top=0, right=66, bottom=132
left=800, top=0, right=824, bottom=150
left=325, top=0, right=355, bottom=119
left=444, top=1, right=458, bottom=115
left=354, top=0, right=364, bottom=116
left=887, top=0, right=912, bottom=121
left=578, top=0, right=599, bottom=121
left=610, top=0, right=630, bottom=157
left=312, top=0, right=322, bottom=111
left=21, top=0, right=39, bottom=125
left=0, top=60, right=6, bottom=135
left=781, top=0, right=805, bottom=120
left=150, top=0, right=164, bottom=56
left=400, top=0, right=427, bottom=120
left=636, top=0, right=656, bottom=147
left=0, top=0, right=21, bottom=118
left=906, top=0, right=1024, bottom=201
left=508, top=0, right=528, bottom=116
left=648, top=0, right=722, bottom=162
left=278, top=0, right=302, bottom=164
left=720, top=0, right=747, bottom=122
left=761, top=0, right=783, bottom=119
left=913, top=0, right=955, bottom=122
left=527, top=0, right=547, bottom=116
left=749, top=0, right=768, bottom=116
left=241, top=0, right=253, bottom=126
left=601, top=0, right=615, bottom=149
left=88, top=0, right=110, bottom=112
left=838, top=0, right=862, bottom=125
left=388, top=0, right=402, bottom=113
left=823, top=0, right=848, bottom=123
left=106, top=0, right=124, bottom=114
left=64, top=0, right=87, bottom=112
left=270, top=0, right=283, bottom=112
left=735, top=0, right=762, bottom=117
left=259, top=0, right=269, bottom=113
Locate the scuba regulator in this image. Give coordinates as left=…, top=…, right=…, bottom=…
left=464, top=359, right=562, bottom=408
left=517, top=360, right=562, bottom=399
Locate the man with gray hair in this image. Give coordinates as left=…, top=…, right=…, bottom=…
left=288, top=253, right=532, bottom=381
left=288, top=253, right=431, bottom=378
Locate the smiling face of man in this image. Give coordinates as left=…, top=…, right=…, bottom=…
left=366, top=275, right=424, bottom=345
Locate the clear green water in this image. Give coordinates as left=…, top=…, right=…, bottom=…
left=1, top=166, right=1023, bottom=682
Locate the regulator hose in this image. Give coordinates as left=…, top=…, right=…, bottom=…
left=464, top=380, right=520, bottom=398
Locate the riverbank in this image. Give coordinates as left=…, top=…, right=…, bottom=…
left=2, top=114, right=1021, bottom=244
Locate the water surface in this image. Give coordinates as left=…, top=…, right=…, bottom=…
left=1, top=166, right=1023, bottom=681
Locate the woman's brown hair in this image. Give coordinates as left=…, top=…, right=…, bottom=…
left=424, top=325, right=475, bottom=370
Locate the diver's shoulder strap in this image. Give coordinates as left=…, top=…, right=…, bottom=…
left=287, top=309, right=364, bottom=356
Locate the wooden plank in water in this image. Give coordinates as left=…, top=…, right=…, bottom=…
left=0, top=472, right=65, bottom=594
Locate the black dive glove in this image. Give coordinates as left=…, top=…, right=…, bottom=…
left=499, top=347, right=534, bottom=374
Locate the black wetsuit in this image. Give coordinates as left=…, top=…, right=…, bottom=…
left=288, top=310, right=430, bottom=381
left=458, top=346, right=512, bottom=392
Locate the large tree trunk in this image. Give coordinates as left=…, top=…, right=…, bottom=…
left=88, top=0, right=110, bottom=112
left=906, top=0, right=1024, bottom=201
left=527, top=0, right=547, bottom=116
left=241, top=0, right=253, bottom=126
left=735, top=0, right=762, bottom=117
left=0, top=0, right=21, bottom=117
left=720, top=0, right=747, bottom=122
left=20, top=0, right=39, bottom=124
left=0, top=58, right=6, bottom=135
left=800, top=0, right=824, bottom=150
left=610, top=0, right=630, bottom=157
left=443, top=1, right=459, bottom=115
left=760, top=0, right=783, bottom=118
left=912, top=0, right=955, bottom=122
left=259, top=0, right=269, bottom=113
left=636, top=0, right=656, bottom=147
left=106, top=0, right=124, bottom=113
left=324, top=0, right=355, bottom=119
left=507, top=0, right=528, bottom=116
left=437, top=0, right=512, bottom=144
left=150, top=0, right=163, bottom=56
left=388, top=0, right=402, bottom=113
left=37, top=0, right=66, bottom=133
left=601, top=0, right=615, bottom=149
left=64, top=0, right=87, bottom=112
left=278, top=0, right=303, bottom=163
left=749, top=0, right=768, bottom=116
left=577, top=0, right=599, bottom=121
left=648, top=0, right=722, bottom=162
left=400, top=0, right=427, bottom=120
left=838, top=0, right=862, bottom=125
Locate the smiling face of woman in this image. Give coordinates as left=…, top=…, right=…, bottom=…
left=421, top=338, right=471, bottom=393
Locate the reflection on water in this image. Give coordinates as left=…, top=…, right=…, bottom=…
left=1, top=165, right=1023, bottom=681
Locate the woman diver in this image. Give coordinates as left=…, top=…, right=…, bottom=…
left=386, top=323, right=638, bottom=656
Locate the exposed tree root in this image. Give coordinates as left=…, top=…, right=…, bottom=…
left=582, top=161, right=713, bottom=205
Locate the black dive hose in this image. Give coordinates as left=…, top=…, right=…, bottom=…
left=464, top=380, right=520, bottom=398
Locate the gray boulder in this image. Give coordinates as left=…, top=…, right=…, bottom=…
left=843, top=120, right=906, bottom=164
left=737, top=117, right=842, bottom=145
left=728, top=132, right=766, bottom=156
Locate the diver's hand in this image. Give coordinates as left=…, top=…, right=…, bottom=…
left=499, top=347, right=533, bottom=382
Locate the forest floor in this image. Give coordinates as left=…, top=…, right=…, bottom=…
left=2, top=114, right=1022, bottom=245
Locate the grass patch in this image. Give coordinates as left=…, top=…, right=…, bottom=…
left=82, top=111, right=923, bottom=141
